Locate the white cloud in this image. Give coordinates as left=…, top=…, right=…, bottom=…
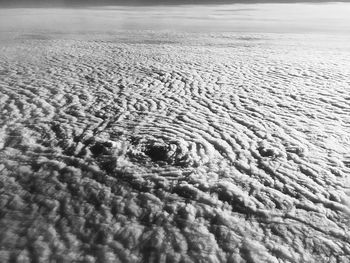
left=1, top=5, right=350, bottom=262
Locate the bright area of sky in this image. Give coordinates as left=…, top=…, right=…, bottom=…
left=0, top=3, right=350, bottom=34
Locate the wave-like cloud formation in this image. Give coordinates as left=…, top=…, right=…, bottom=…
left=1, top=6, right=350, bottom=263
left=1, top=30, right=350, bottom=263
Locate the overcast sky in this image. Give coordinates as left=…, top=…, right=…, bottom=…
left=0, top=0, right=345, bottom=7
left=1, top=3, right=350, bottom=34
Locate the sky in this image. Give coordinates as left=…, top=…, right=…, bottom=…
left=1, top=3, right=350, bottom=34
left=0, top=0, right=345, bottom=7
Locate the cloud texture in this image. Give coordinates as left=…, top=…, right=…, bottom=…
left=1, top=5, right=350, bottom=263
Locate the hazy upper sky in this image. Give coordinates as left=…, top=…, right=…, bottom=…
left=1, top=3, right=350, bottom=34
left=0, top=0, right=346, bottom=7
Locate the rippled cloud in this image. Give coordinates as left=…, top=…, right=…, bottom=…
left=1, top=3, right=350, bottom=263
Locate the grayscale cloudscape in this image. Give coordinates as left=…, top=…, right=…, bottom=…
left=1, top=1, right=350, bottom=263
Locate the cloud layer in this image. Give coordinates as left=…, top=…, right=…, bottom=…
left=1, top=5, right=350, bottom=263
